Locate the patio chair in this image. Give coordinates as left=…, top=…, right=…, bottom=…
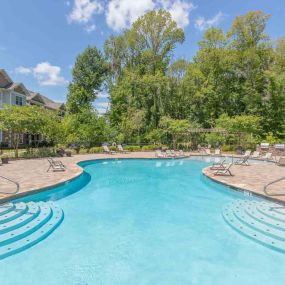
left=170, top=149, right=177, bottom=157
left=262, top=152, right=272, bottom=161
left=214, top=149, right=221, bottom=156
left=210, top=159, right=226, bottom=170
left=166, top=150, right=176, bottom=157
left=47, top=158, right=65, bottom=172
left=277, top=157, right=285, bottom=166
left=117, top=144, right=129, bottom=153
left=177, top=150, right=187, bottom=157
left=251, top=151, right=260, bottom=158
left=205, top=148, right=211, bottom=155
left=103, top=145, right=116, bottom=154
left=214, top=163, right=233, bottom=176
left=155, top=150, right=165, bottom=158
left=235, top=156, right=250, bottom=166
left=243, top=150, right=251, bottom=157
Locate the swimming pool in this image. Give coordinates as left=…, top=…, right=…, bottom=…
left=1, top=158, right=285, bottom=284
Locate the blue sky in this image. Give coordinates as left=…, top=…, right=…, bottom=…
left=0, top=0, right=284, bottom=114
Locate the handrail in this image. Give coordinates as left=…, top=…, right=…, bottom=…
left=264, top=176, right=285, bottom=196
left=0, top=175, right=20, bottom=195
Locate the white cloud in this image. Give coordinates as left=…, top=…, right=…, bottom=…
left=85, top=24, right=96, bottom=32
left=15, top=66, right=32, bottom=75
left=195, top=12, right=224, bottom=31
left=68, top=0, right=194, bottom=32
left=68, top=0, right=103, bottom=23
left=162, top=0, right=195, bottom=28
left=106, top=0, right=194, bottom=31
left=15, top=62, right=68, bottom=86
left=33, top=62, right=68, bottom=86
left=106, top=0, right=155, bottom=31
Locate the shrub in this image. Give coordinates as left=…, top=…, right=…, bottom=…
left=65, top=148, right=76, bottom=154
left=124, top=145, right=141, bottom=151
left=22, top=147, right=56, bottom=158
left=221, top=145, right=235, bottom=152
left=79, top=147, right=88, bottom=154
left=88, top=146, right=103, bottom=153
left=141, top=144, right=165, bottom=151
left=176, top=142, right=192, bottom=150
left=265, top=132, right=278, bottom=145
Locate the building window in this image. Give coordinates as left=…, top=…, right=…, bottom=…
left=16, top=96, right=24, bottom=106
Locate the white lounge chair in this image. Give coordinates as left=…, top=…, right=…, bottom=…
left=214, top=163, right=233, bottom=176
left=243, top=150, right=251, bottom=157
left=210, top=159, right=226, bottom=170
left=166, top=150, right=175, bottom=157
left=262, top=152, right=272, bottom=161
left=235, top=156, right=250, bottom=166
left=214, top=149, right=221, bottom=156
left=251, top=151, right=260, bottom=158
left=177, top=150, right=186, bottom=157
left=47, top=158, right=65, bottom=172
left=277, top=157, right=285, bottom=166
left=117, top=144, right=129, bottom=153
left=205, top=148, right=211, bottom=155
left=103, top=145, right=116, bottom=154
left=155, top=150, right=165, bottom=158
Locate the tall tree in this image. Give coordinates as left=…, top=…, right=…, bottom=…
left=67, top=46, right=109, bottom=113
left=107, top=9, right=185, bottom=133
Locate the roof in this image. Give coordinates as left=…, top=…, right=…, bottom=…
left=27, top=90, right=65, bottom=111
left=0, top=69, right=29, bottom=96
left=0, top=69, right=13, bottom=88
left=0, top=69, right=64, bottom=111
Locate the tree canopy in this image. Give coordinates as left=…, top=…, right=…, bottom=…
left=62, top=10, right=285, bottom=149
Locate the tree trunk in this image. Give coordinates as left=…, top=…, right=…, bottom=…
left=12, top=133, right=19, bottom=158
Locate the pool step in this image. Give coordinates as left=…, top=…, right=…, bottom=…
left=0, top=203, right=28, bottom=224
left=0, top=202, right=40, bottom=234
left=0, top=203, right=15, bottom=216
left=0, top=201, right=64, bottom=260
left=223, top=200, right=285, bottom=253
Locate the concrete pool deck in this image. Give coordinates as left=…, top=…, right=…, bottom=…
left=0, top=152, right=285, bottom=204
left=203, top=162, right=285, bottom=203
left=0, top=152, right=158, bottom=202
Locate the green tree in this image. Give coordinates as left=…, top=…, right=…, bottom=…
left=0, top=105, right=57, bottom=157
left=67, top=46, right=109, bottom=113
left=159, top=116, right=191, bottom=148
left=107, top=9, right=185, bottom=134
left=63, top=110, right=107, bottom=148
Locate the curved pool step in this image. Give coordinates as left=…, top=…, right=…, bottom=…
left=0, top=202, right=40, bottom=234
left=0, top=202, right=64, bottom=260
left=257, top=203, right=285, bottom=222
left=223, top=200, right=285, bottom=253
left=0, top=203, right=28, bottom=224
left=0, top=203, right=15, bottom=216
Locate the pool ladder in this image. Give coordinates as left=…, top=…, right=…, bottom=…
left=264, top=176, right=285, bottom=196
left=0, top=175, right=20, bottom=195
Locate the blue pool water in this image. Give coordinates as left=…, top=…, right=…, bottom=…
left=1, top=158, right=285, bottom=284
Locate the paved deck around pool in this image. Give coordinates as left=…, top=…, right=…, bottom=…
left=203, top=163, right=285, bottom=203
left=1, top=153, right=285, bottom=204
left=0, top=152, right=156, bottom=201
